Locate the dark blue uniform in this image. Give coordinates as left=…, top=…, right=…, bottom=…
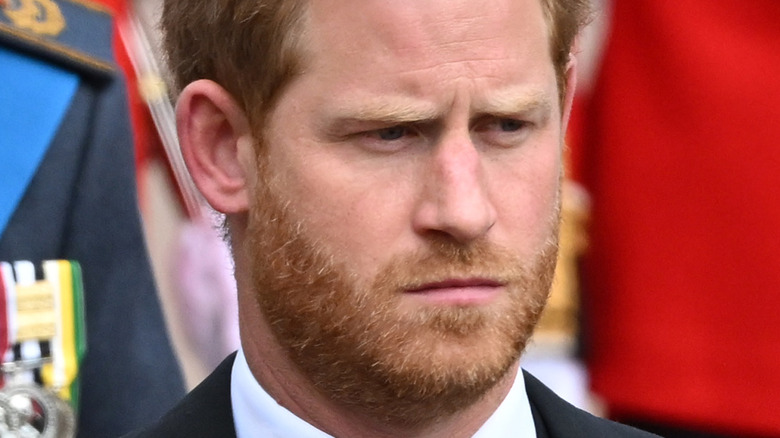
left=0, top=1, right=185, bottom=436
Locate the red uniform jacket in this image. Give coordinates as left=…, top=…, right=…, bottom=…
left=578, top=1, right=780, bottom=435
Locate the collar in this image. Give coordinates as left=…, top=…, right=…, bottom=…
left=231, top=348, right=331, bottom=438
left=231, top=348, right=536, bottom=437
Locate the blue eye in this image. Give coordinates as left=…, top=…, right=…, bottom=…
left=499, top=119, right=525, bottom=132
left=376, top=126, right=406, bottom=140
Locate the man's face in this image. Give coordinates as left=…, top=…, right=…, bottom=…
left=245, top=0, right=566, bottom=425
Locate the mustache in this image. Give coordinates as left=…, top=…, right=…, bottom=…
left=372, top=235, right=557, bottom=292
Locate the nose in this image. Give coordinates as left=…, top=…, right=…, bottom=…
left=412, top=133, right=497, bottom=243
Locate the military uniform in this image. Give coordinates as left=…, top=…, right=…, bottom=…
left=578, top=0, right=780, bottom=435
left=0, top=1, right=185, bottom=436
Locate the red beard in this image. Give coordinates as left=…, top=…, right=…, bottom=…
left=245, top=158, right=559, bottom=426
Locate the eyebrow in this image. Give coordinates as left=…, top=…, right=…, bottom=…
left=321, top=87, right=553, bottom=130
left=474, top=88, right=553, bottom=117
left=327, top=96, right=440, bottom=125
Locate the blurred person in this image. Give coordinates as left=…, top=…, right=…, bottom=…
left=0, top=0, right=184, bottom=436
left=573, top=1, right=780, bottom=437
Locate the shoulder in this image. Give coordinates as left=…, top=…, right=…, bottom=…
left=1, top=0, right=115, bottom=79
left=124, top=353, right=238, bottom=438
left=523, top=370, right=660, bottom=438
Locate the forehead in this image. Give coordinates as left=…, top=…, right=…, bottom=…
left=299, top=0, right=553, bottom=92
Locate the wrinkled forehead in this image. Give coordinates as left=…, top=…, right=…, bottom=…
left=301, top=0, right=552, bottom=69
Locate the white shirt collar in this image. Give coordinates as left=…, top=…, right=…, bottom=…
left=231, top=348, right=331, bottom=438
left=231, top=348, right=536, bottom=437
left=472, top=364, right=537, bottom=438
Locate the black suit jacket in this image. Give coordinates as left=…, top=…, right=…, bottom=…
left=127, top=353, right=659, bottom=437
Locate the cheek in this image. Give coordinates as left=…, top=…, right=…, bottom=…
left=490, top=145, right=561, bottom=248
left=271, top=153, right=414, bottom=267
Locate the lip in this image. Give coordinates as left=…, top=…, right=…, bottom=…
left=404, top=278, right=504, bottom=305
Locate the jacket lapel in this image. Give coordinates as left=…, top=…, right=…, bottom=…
left=125, top=353, right=237, bottom=437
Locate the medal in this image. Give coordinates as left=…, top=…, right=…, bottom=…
left=0, top=382, right=75, bottom=437
left=0, top=260, right=84, bottom=437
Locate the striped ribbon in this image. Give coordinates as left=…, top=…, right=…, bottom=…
left=0, top=260, right=86, bottom=411
left=12, top=260, right=43, bottom=386
left=0, top=263, right=17, bottom=366
left=41, top=260, right=86, bottom=409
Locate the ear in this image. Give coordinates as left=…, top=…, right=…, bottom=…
left=560, top=51, right=578, bottom=134
left=176, top=79, right=256, bottom=214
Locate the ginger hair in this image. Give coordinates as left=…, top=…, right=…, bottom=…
left=162, top=0, right=592, bottom=126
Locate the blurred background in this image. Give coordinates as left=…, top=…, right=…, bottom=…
left=2, top=0, right=779, bottom=437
